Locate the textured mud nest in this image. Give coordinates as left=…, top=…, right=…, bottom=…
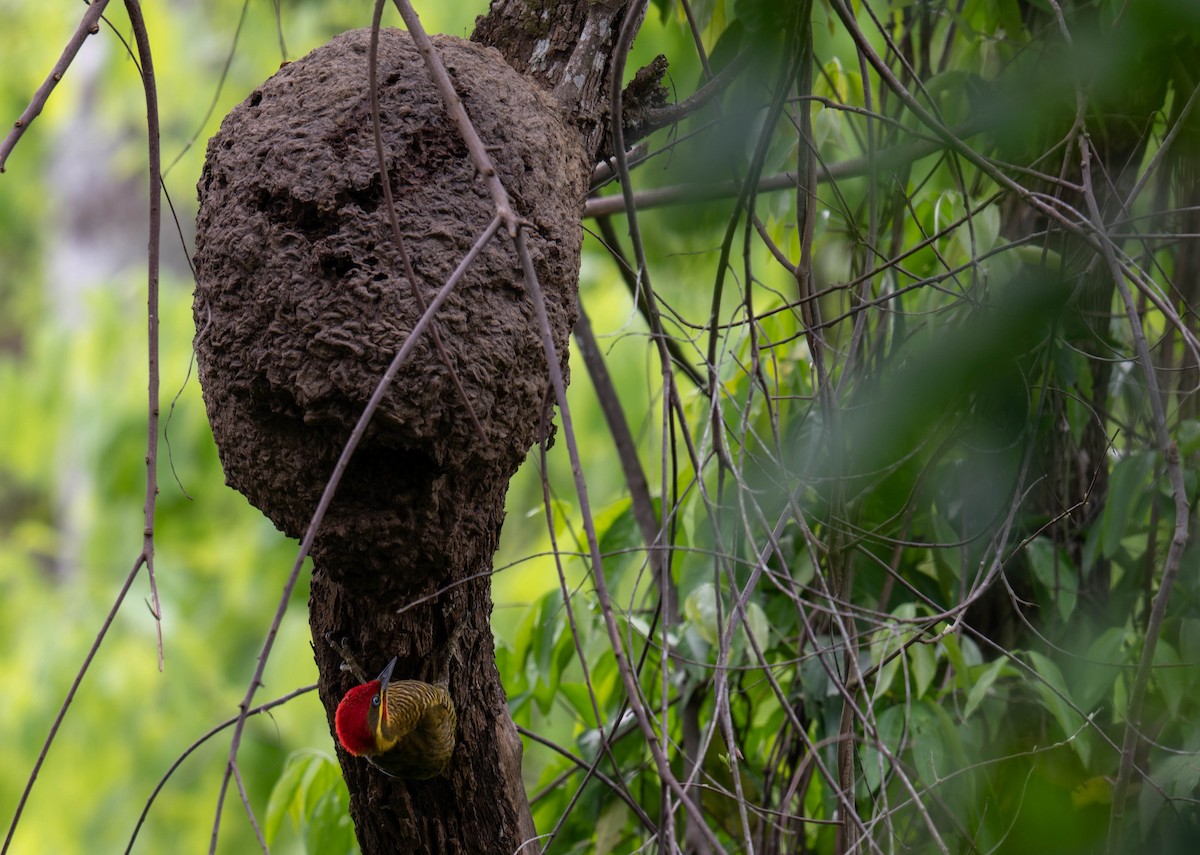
left=193, top=29, right=589, bottom=577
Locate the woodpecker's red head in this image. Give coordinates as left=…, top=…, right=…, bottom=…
left=334, top=657, right=396, bottom=756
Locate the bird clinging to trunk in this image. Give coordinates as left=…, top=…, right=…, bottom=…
left=334, top=655, right=456, bottom=781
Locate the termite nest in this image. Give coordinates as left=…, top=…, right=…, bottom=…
left=193, top=28, right=589, bottom=579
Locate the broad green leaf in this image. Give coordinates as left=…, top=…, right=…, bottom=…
left=302, top=755, right=344, bottom=820
left=743, top=600, right=769, bottom=654
left=559, top=682, right=601, bottom=729
left=1179, top=617, right=1200, bottom=664
left=1074, top=627, right=1126, bottom=711
left=1101, top=452, right=1157, bottom=558
left=303, top=787, right=357, bottom=855
left=529, top=590, right=574, bottom=715
left=956, top=201, right=1001, bottom=257
left=909, top=701, right=962, bottom=792
left=910, top=640, right=937, bottom=700
left=942, top=631, right=983, bottom=691
left=266, top=751, right=352, bottom=852
left=594, top=801, right=630, bottom=853
left=929, top=511, right=963, bottom=601
left=870, top=624, right=902, bottom=698
left=265, top=752, right=310, bottom=845
left=1026, top=536, right=1078, bottom=622
left=1138, top=752, right=1200, bottom=833
left=596, top=497, right=644, bottom=594
left=963, top=657, right=1008, bottom=719
left=1028, top=651, right=1089, bottom=765
left=861, top=704, right=906, bottom=793
left=1152, top=640, right=1185, bottom=718
left=1178, top=419, right=1200, bottom=457
left=685, top=582, right=721, bottom=646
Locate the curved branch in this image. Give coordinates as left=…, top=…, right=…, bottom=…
left=0, top=0, right=112, bottom=172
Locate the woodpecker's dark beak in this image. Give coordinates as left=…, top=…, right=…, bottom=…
left=376, top=656, right=398, bottom=697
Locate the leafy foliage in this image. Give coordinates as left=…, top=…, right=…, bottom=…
left=494, top=1, right=1200, bottom=852
left=266, top=752, right=357, bottom=855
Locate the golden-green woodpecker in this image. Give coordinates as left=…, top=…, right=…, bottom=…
left=334, top=656, right=456, bottom=780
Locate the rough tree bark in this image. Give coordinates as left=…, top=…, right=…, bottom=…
left=191, top=1, right=652, bottom=852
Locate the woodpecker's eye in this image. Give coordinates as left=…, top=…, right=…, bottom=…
left=372, top=695, right=380, bottom=707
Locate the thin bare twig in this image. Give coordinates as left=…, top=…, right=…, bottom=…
left=534, top=433, right=655, bottom=850
left=516, top=724, right=653, bottom=828
left=582, top=121, right=985, bottom=218
left=125, top=684, right=318, bottom=854
left=0, top=0, right=112, bottom=171
left=573, top=298, right=676, bottom=601
left=130, top=0, right=165, bottom=674
left=590, top=216, right=706, bottom=390
left=232, top=762, right=269, bottom=854
left=2, top=559, right=144, bottom=855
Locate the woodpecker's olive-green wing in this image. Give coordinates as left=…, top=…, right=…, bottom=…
left=371, top=680, right=456, bottom=779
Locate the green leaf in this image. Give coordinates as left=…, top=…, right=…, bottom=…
left=266, top=751, right=355, bottom=854
left=942, top=631, right=983, bottom=691
left=311, top=759, right=346, bottom=821
left=870, top=622, right=903, bottom=698
left=559, top=682, right=601, bottom=729
left=929, top=511, right=964, bottom=602
left=910, top=640, right=937, bottom=700
left=1028, top=651, right=1089, bottom=765
left=265, top=752, right=309, bottom=845
left=960, top=202, right=1001, bottom=256
left=742, top=600, right=769, bottom=654
left=304, top=787, right=357, bottom=855
left=1153, top=640, right=1185, bottom=718
left=1138, top=751, right=1200, bottom=832
left=529, top=590, right=575, bottom=715
left=861, top=704, right=906, bottom=793
left=963, top=657, right=1009, bottom=719
left=909, top=701, right=963, bottom=792
left=1101, top=452, right=1157, bottom=558
left=594, top=800, right=630, bottom=853
left=596, top=497, right=642, bottom=594
left=1074, top=627, right=1126, bottom=711
left=1178, top=419, right=1200, bottom=457
left=1026, top=536, right=1078, bottom=622
left=684, top=582, right=721, bottom=646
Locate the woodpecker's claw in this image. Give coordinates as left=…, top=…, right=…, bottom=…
left=325, top=632, right=369, bottom=681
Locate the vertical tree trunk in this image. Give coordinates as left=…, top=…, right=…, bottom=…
left=193, top=2, right=645, bottom=852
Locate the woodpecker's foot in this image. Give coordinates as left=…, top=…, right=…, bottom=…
left=324, top=632, right=370, bottom=682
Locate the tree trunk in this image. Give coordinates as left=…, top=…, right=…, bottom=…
left=192, top=2, right=642, bottom=852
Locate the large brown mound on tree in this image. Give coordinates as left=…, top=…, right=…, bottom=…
left=192, top=28, right=588, bottom=582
